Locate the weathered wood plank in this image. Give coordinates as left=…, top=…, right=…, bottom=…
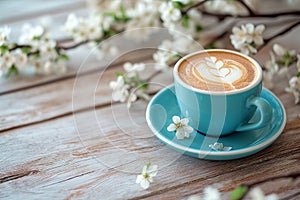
left=0, top=51, right=173, bottom=132
left=0, top=0, right=85, bottom=24
left=0, top=101, right=299, bottom=199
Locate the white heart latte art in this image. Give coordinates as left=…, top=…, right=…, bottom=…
left=192, top=57, right=243, bottom=89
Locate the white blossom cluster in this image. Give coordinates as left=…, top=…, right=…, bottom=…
left=0, top=24, right=67, bottom=77
left=230, top=23, right=265, bottom=55
left=109, top=62, right=150, bottom=108
left=263, top=44, right=300, bottom=103
left=187, top=186, right=278, bottom=200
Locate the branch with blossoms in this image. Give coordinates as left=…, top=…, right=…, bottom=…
left=1, top=0, right=300, bottom=104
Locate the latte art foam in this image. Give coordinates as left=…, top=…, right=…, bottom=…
left=178, top=51, right=257, bottom=91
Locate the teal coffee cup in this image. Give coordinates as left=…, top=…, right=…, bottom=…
left=173, top=49, right=273, bottom=137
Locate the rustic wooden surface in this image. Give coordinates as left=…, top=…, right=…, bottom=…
left=1, top=1, right=300, bottom=200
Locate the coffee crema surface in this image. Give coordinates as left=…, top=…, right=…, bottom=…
left=178, top=51, right=258, bottom=91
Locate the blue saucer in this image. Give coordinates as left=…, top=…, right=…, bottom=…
left=146, top=85, right=286, bottom=160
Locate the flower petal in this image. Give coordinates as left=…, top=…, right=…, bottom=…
left=140, top=179, right=150, bottom=189
left=136, top=175, right=143, bottom=184
left=172, top=116, right=180, bottom=123
left=176, top=129, right=185, bottom=140
left=167, top=124, right=176, bottom=132
left=184, top=126, right=194, bottom=134
left=180, top=118, right=189, bottom=125
left=273, top=44, right=286, bottom=57
left=255, top=24, right=265, bottom=34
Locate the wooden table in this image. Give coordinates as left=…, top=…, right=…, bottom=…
left=1, top=1, right=300, bottom=199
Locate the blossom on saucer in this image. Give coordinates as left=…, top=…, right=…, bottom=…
left=249, top=187, right=278, bottom=200
left=209, top=142, right=232, bottom=151
left=167, top=116, right=193, bottom=139
left=136, top=163, right=158, bottom=189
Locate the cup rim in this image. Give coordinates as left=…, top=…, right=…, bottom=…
left=173, top=49, right=263, bottom=95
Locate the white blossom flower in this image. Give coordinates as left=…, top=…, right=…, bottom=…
left=109, top=76, right=129, bottom=102
left=209, top=142, right=232, bottom=151
left=273, top=43, right=296, bottom=57
left=136, top=163, right=158, bottom=189
left=19, top=23, right=44, bottom=44
left=246, top=24, right=265, bottom=46
left=14, top=51, right=28, bottom=69
left=39, top=39, right=57, bottom=58
left=2, top=52, right=15, bottom=68
left=159, top=2, right=182, bottom=23
left=0, top=26, right=11, bottom=45
left=203, top=186, right=221, bottom=200
left=123, top=62, right=145, bottom=77
left=230, top=24, right=265, bottom=55
left=204, top=0, right=248, bottom=16
left=125, top=1, right=160, bottom=41
left=126, top=92, right=137, bottom=108
left=153, top=50, right=172, bottom=71
left=285, top=76, right=300, bottom=104
left=230, top=25, right=249, bottom=46
left=249, top=187, right=278, bottom=200
left=167, top=116, right=193, bottom=139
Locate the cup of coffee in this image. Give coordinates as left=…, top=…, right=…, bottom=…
left=173, top=49, right=272, bottom=137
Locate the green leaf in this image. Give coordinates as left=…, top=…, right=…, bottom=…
left=230, top=186, right=248, bottom=200
left=181, top=15, right=189, bottom=28
left=55, top=54, right=69, bottom=62
left=296, top=72, right=300, bottom=77
left=138, top=82, right=148, bottom=90
left=173, top=1, right=185, bottom=9
left=21, top=47, right=32, bottom=54
left=115, top=72, right=124, bottom=77
left=196, top=24, right=203, bottom=32
left=0, top=45, right=9, bottom=54
left=33, top=36, right=41, bottom=40
left=5, top=65, right=19, bottom=78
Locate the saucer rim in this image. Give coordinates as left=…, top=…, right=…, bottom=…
left=146, top=84, right=286, bottom=157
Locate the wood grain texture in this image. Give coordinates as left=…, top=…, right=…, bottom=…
left=0, top=101, right=300, bottom=199
left=1, top=2, right=300, bottom=200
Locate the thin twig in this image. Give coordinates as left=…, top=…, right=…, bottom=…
left=145, top=70, right=162, bottom=82
left=58, top=40, right=89, bottom=51
left=237, top=0, right=255, bottom=15
left=201, top=10, right=300, bottom=19
left=182, top=0, right=209, bottom=15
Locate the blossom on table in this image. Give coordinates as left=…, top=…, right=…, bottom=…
left=187, top=186, right=221, bottom=200
left=209, top=142, right=232, bottom=151
left=249, top=187, right=278, bottom=200
left=203, top=186, right=221, bottom=200
left=136, top=163, right=158, bottom=189
left=123, top=62, right=145, bottom=78
left=167, top=116, right=193, bottom=140
left=109, top=76, right=130, bottom=103
left=109, top=61, right=150, bottom=108
left=230, top=23, right=265, bottom=55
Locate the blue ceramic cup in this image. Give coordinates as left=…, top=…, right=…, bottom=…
left=173, top=49, right=273, bottom=137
